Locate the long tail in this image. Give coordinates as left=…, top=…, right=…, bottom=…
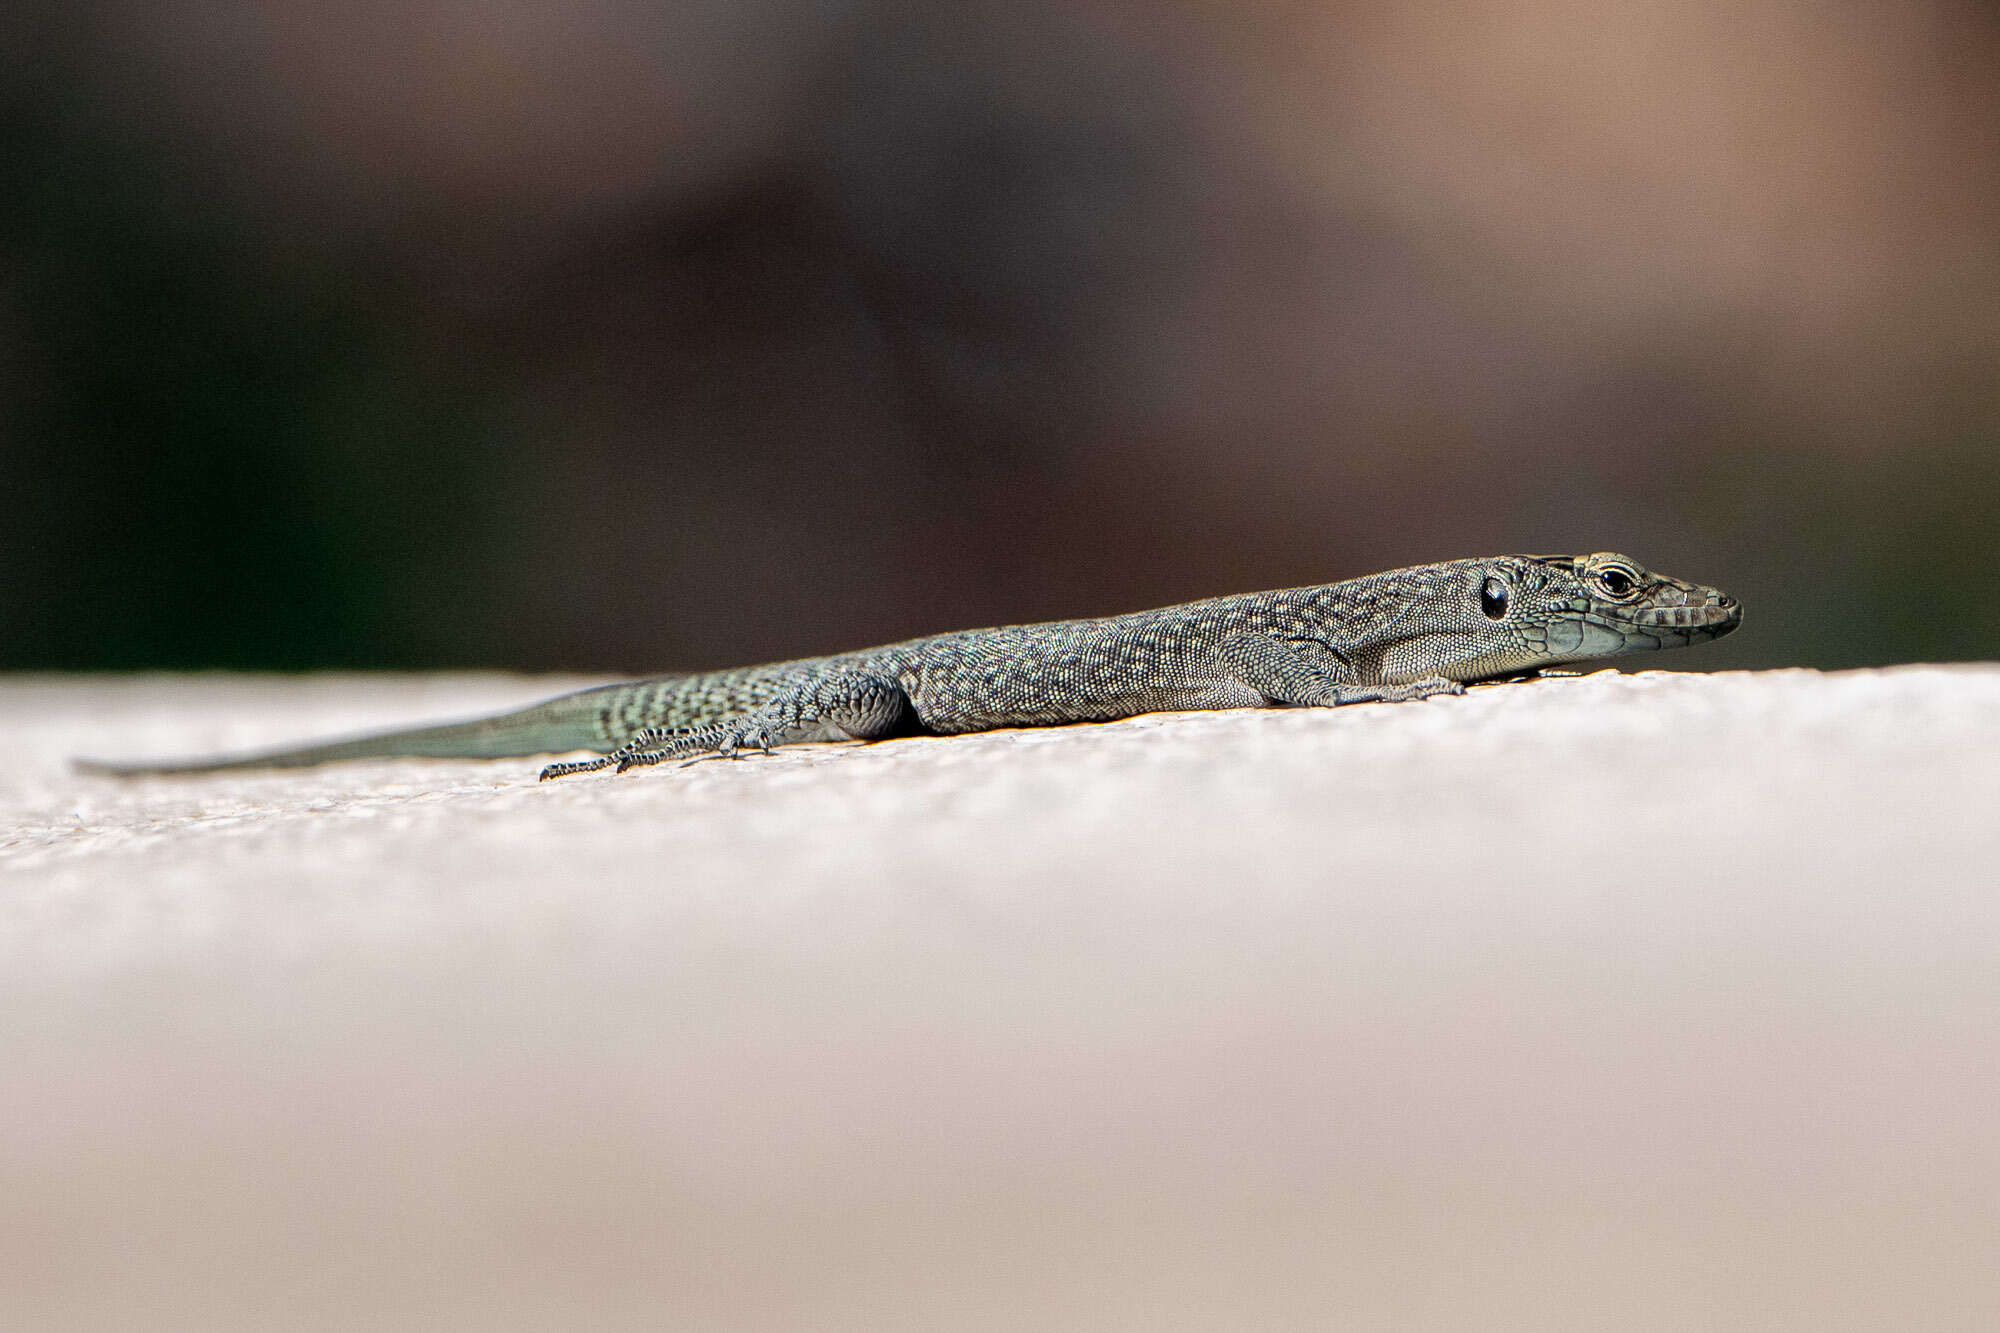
left=73, top=681, right=638, bottom=776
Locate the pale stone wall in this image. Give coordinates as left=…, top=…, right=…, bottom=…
left=4, top=667, right=1996, bottom=1331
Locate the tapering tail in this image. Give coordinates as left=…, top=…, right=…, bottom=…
left=73, top=682, right=633, bottom=776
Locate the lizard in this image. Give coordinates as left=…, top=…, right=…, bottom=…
left=77, top=551, right=1740, bottom=781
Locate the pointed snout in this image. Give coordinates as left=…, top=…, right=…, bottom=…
left=1633, top=586, right=1743, bottom=638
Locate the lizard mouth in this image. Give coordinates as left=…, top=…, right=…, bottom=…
left=1623, top=592, right=1742, bottom=638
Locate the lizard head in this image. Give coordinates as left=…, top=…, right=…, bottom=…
left=1468, top=552, right=1742, bottom=674
left=1344, top=551, right=1742, bottom=685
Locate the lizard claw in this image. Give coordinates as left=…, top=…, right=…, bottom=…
left=1370, top=677, right=1466, bottom=703
left=540, top=755, right=616, bottom=780
left=678, top=725, right=780, bottom=768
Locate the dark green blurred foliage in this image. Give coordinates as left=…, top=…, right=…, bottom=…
left=2, top=65, right=507, bottom=668
left=3, top=3, right=1997, bottom=673
left=0, top=81, right=528, bottom=664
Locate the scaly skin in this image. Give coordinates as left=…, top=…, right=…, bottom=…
left=75, top=552, right=1741, bottom=780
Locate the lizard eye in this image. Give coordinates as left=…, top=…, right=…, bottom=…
left=1597, top=568, right=1636, bottom=598
left=1480, top=576, right=1509, bottom=620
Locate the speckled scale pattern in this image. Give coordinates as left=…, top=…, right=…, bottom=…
left=574, top=554, right=1740, bottom=759
left=84, top=552, right=1739, bottom=779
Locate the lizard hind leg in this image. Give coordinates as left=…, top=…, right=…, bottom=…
left=538, top=728, right=693, bottom=780
left=553, top=669, right=910, bottom=779
left=616, top=720, right=777, bottom=773
left=538, top=721, right=712, bottom=781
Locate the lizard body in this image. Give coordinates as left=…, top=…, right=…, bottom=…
left=77, top=552, right=1740, bottom=781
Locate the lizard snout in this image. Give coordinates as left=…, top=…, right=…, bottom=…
left=1631, top=587, right=1742, bottom=637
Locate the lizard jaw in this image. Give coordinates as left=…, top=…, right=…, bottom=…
left=1624, top=590, right=1742, bottom=638
left=1537, top=596, right=1740, bottom=663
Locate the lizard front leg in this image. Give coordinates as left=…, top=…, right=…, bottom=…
left=1213, top=632, right=1465, bottom=707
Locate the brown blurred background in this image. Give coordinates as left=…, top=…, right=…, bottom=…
left=4, top=0, right=1997, bottom=674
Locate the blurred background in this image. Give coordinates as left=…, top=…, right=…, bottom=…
left=4, top=0, right=1996, bottom=675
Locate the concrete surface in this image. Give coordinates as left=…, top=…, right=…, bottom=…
left=4, top=666, right=1998, bottom=1331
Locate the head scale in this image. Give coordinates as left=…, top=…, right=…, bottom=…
left=1384, top=551, right=1742, bottom=683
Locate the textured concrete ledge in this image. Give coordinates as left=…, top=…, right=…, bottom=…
left=4, top=667, right=1998, bottom=1330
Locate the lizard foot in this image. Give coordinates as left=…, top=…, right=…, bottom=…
left=539, top=725, right=702, bottom=780
left=1367, top=677, right=1467, bottom=704
left=613, top=723, right=781, bottom=774
left=677, top=728, right=779, bottom=769
left=539, top=755, right=621, bottom=781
